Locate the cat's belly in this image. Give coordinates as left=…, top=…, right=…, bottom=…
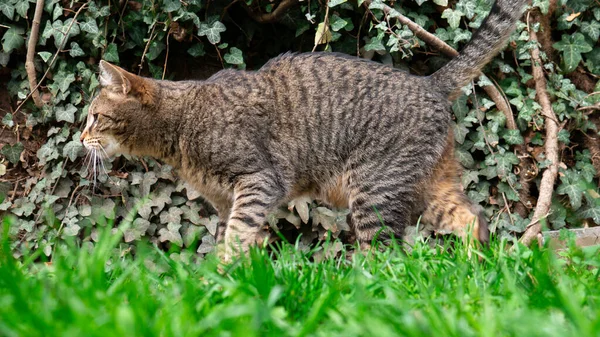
left=288, top=174, right=351, bottom=209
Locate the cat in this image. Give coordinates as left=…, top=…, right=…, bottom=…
left=81, top=0, right=527, bottom=260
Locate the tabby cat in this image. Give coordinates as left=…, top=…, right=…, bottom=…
left=81, top=0, right=527, bottom=260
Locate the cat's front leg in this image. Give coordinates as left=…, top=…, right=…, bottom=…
left=222, top=172, right=286, bottom=261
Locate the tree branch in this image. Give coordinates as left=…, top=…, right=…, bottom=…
left=363, top=0, right=516, bottom=130
left=520, top=27, right=560, bottom=246
left=243, top=0, right=301, bottom=24
left=15, top=2, right=88, bottom=115
left=25, top=0, right=45, bottom=108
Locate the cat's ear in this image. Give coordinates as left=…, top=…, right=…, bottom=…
left=99, top=60, right=132, bottom=94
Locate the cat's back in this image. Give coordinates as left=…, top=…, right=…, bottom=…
left=258, top=52, right=446, bottom=116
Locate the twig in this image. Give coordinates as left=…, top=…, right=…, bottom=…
left=14, top=2, right=89, bottom=115
left=243, top=0, right=300, bottom=24
left=312, top=0, right=331, bottom=52
left=362, top=0, right=516, bottom=130
left=138, top=23, right=157, bottom=75
left=520, top=26, right=560, bottom=246
left=25, top=0, right=45, bottom=108
left=162, top=31, right=170, bottom=80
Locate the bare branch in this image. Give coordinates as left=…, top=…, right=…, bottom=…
left=25, top=0, right=45, bottom=108
left=15, top=2, right=89, bottom=115
left=243, top=0, right=301, bottom=24
left=520, top=28, right=560, bottom=246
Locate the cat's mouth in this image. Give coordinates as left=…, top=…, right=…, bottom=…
left=81, top=136, right=120, bottom=185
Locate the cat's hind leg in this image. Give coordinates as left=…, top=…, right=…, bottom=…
left=223, top=171, right=287, bottom=261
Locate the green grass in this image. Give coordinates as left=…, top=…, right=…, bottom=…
left=1, top=217, right=599, bottom=337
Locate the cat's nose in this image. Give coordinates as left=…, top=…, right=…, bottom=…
left=80, top=130, right=88, bottom=142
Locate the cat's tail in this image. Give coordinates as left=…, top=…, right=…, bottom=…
left=431, top=0, right=528, bottom=99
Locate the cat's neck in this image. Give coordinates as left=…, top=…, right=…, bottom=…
left=128, top=81, right=187, bottom=168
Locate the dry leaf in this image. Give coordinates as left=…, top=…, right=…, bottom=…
left=565, top=12, right=581, bottom=21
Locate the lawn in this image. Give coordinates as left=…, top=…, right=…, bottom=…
left=0, top=217, right=599, bottom=337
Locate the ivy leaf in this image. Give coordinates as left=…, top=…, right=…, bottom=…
left=502, top=129, right=524, bottom=145
left=2, top=28, right=24, bottom=53
left=38, top=51, right=52, bottom=63
left=55, top=104, right=77, bottom=123
left=124, top=218, right=150, bottom=242
left=441, top=9, right=464, bottom=30
left=461, top=170, right=479, bottom=189
left=553, top=33, right=593, bottom=73
left=15, top=1, right=29, bottom=18
left=103, top=43, right=119, bottom=63
left=163, top=0, right=182, bottom=12
left=328, top=0, right=347, bottom=7
left=224, top=47, right=244, bottom=65
left=158, top=223, right=183, bottom=246
left=433, top=0, right=448, bottom=6
left=288, top=196, right=312, bottom=224
left=198, top=20, right=226, bottom=45
left=0, top=3, right=14, bottom=20
left=577, top=204, right=600, bottom=223
left=364, top=36, right=385, bottom=52
left=51, top=19, right=80, bottom=49
left=80, top=18, right=99, bottom=35
left=1, top=142, right=24, bottom=165
left=495, top=152, right=519, bottom=177
left=453, top=123, right=469, bottom=145
left=557, top=172, right=584, bottom=210
left=456, top=148, right=475, bottom=168
left=330, top=15, right=348, bottom=32
left=69, top=42, right=85, bottom=57
left=63, top=139, right=83, bottom=162
left=53, top=71, right=76, bottom=94
left=187, top=43, right=205, bottom=57
left=581, top=21, right=600, bottom=41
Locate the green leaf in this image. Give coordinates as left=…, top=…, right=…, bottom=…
left=198, top=20, right=226, bottom=45
left=581, top=21, right=600, bottom=41
left=69, top=42, right=85, bottom=57
left=15, top=1, right=29, bottom=18
left=51, top=19, right=81, bottom=49
left=364, top=36, right=385, bottom=52
left=163, top=0, right=182, bottom=12
left=502, top=129, right=524, bottom=145
left=187, top=43, right=205, bottom=57
left=38, top=51, right=52, bottom=63
left=146, top=41, right=165, bottom=61
left=495, top=152, right=519, bottom=177
left=557, top=171, right=585, bottom=210
left=453, top=123, right=469, bottom=145
left=103, top=43, right=119, bottom=63
left=80, top=19, right=100, bottom=35
left=329, top=0, right=348, bottom=7
left=224, top=47, right=244, bottom=65
left=2, top=28, right=24, bottom=53
left=577, top=204, right=600, bottom=223
left=433, top=0, right=448, bottom=6
left=456, top=148, right=474, bottom=168
left=553, top=33, right=593, bottom=73
left=461, top=170, right=479, bottom=188
left=53, top=71, right=76, bottom=94
left=0, top=3, right=14, bottom=20
left=1, top=142, right=24, bottom=165
left=52, top=4, right=62, bottom=21
left=330, top=15, right=348, bottom=32
left=441, top=9, right=464, bottom=30
left=55, top=104, right=77, bottom=123
left=63, top=140, right=83, bottom=162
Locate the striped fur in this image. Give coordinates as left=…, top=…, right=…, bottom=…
left=82, top=0, right=527, bottom=260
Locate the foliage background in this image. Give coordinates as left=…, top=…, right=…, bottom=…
left=0, top=0, right=599, bottom=258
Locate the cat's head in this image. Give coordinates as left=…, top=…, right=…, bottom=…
left=80, top=61, right=156, bottom=158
